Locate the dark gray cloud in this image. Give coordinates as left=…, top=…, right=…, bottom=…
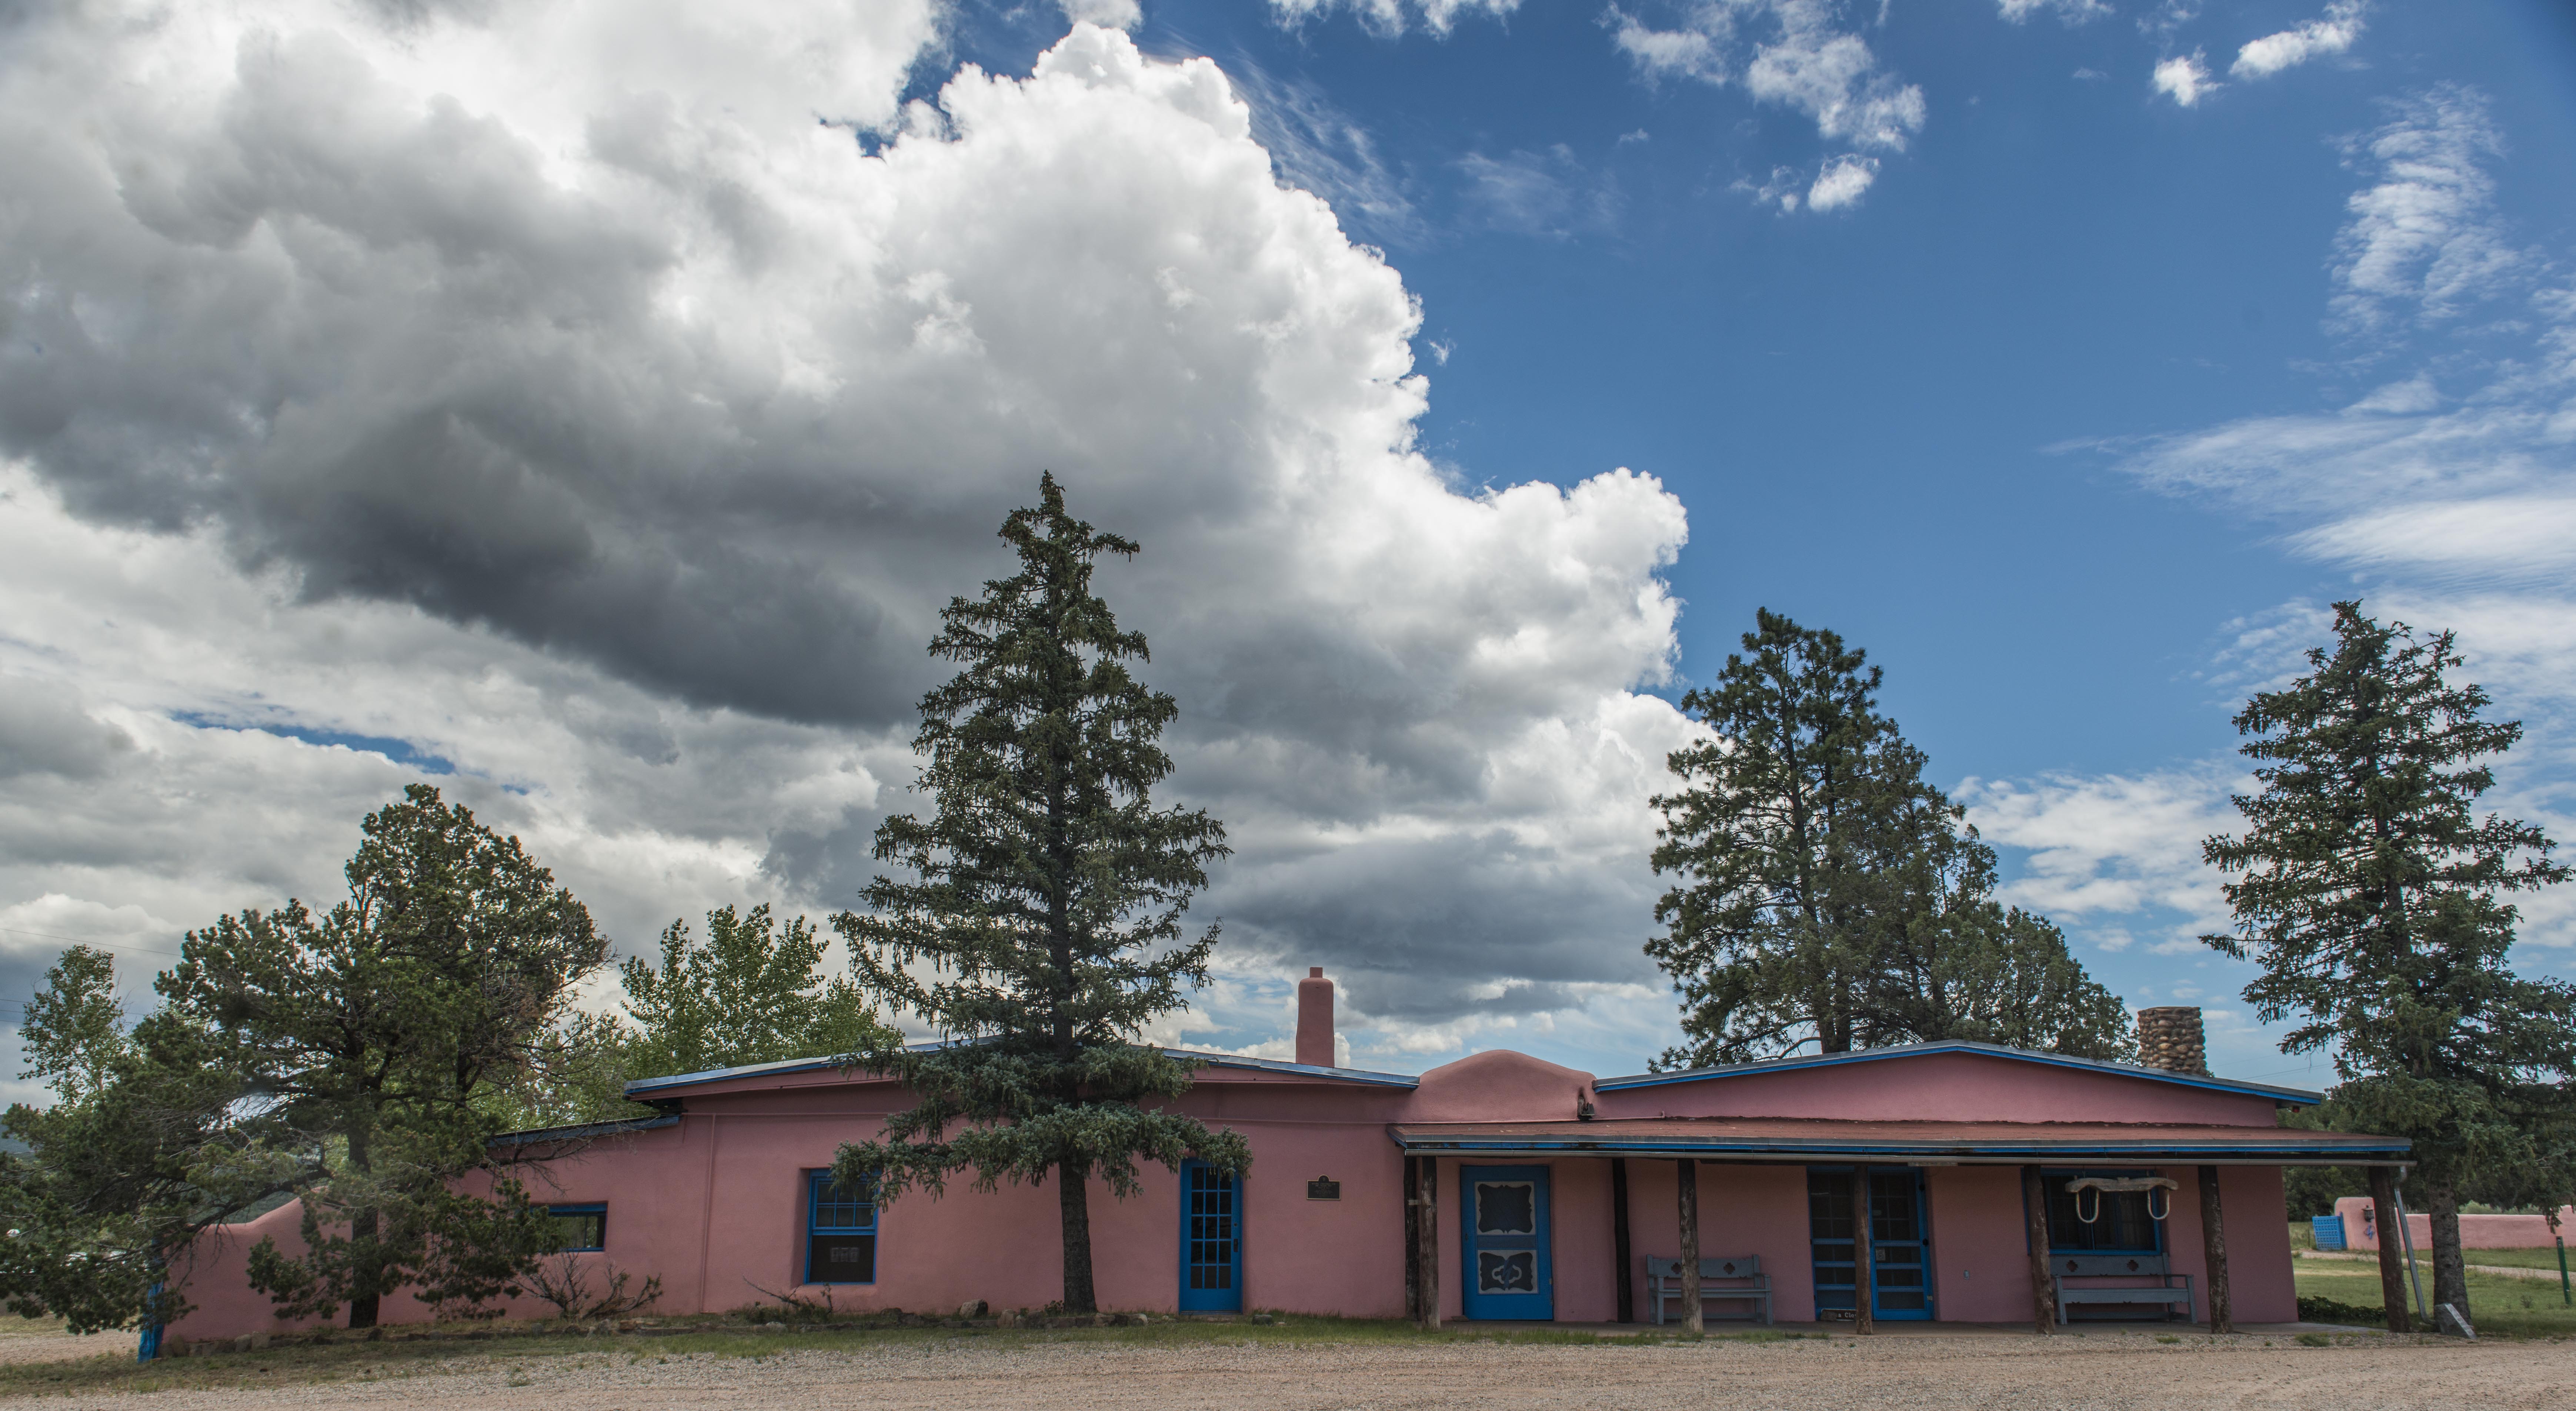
left=0, top=7, right=1698, bottom=1068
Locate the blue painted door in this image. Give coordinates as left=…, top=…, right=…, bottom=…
left=1178, top=1160, right=1242, bottom=1312
left=1808, top=1167, right=1934, bottom=1321
left=1460, top=1165, right=1553, bottom=1320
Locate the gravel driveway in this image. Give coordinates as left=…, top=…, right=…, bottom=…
left=11, top=1332, right=2567, bottom=1411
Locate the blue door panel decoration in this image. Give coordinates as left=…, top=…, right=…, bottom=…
left=1808, top=1166, right=1933, bottom=1322
left=1460, top=1165, right=1553, bottom=1320
left=1179, top=1160, right=1243, bottom=1312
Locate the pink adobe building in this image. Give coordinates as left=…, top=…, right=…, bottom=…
left=167, top=972, right=2407, bottom=1340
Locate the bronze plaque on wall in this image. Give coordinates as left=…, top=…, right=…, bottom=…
left=1307, top=1178, right=1341, bottom=1201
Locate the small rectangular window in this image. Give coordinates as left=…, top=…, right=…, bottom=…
left=546, top=1203, right=607, bottom=1253
left=807, top=1171, right=877, bottom=1284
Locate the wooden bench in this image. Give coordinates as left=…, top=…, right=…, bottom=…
left=2051, top=1253, right=2194, bottom=1324
left=1644, top=1256, right=1771, bottom=1325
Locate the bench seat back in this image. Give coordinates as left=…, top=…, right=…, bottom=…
left=1645, top=1256, right=1763, bottom=1281
left=2052, top=1254, right=2170, bottom=1279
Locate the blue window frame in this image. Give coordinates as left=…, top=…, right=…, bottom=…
left=546, top=1203, right=606, bottom=1252
left=805, top=1171, right=877, bottom=1284
left=2041, top=1169, right=2166, bottom=1255
left=1178, top=1159, right=1243, bottom=1312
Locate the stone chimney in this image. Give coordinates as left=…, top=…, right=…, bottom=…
left=2136, top=1006, right=2208, bottom=1074
left=1295, top=967, right=1335, bottom=1068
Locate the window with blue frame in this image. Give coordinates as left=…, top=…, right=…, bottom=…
left=545, top=1203, right=606, bottom=1252
left=2043, top=1170, right=2166, bottom=1254
left=806, top=1171, right=877, bottom=1284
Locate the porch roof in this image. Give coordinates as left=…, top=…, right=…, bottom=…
left=1385, top=1117, right=2409, bottom=1166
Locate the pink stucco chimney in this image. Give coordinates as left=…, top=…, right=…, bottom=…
left=1295, top=967, right=1334, bottom=1068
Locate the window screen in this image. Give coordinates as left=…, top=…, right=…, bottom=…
left=807, top=1171, right=877, bottom=1284
left=2044, top=1172, right=2165, bottom=1254
left=546, top=1204, right=606, bottom=1252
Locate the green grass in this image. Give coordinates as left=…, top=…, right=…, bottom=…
left=0, top=1312, right=1828, bottom=1397
left=2293, top=1260, right=2576, bottom=1339
left=2456, top=1246, right=2576, bottom=1275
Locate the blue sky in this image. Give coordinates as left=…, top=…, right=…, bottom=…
left=1, top=0, right=2571, bottom=1092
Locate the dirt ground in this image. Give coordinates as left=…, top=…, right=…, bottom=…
left=5, top=1329, right=2569, bottom=1411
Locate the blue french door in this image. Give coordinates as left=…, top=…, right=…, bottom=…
left=1178, top=1160, right=1242, bottom=1312
left=1808, top=1167, right=1933, bottom=1321
left=1460, top=1165, right=1553, bottom=1320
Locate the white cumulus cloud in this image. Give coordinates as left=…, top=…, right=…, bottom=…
left=0, top=7, right=1706, bottom=1080
left=2151, top=51, right=2218, bottom=107
left=2232, top=0, right=2367, bottom=80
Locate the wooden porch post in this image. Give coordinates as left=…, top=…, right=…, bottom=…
left=1415, top=1156, right=1441, bottom=1330
left=2022, top=1165, right=2055, bottom=1334
left=1852, top=1167, right=1875, bottom=1335
left=1403, top=1155, right=1422, bottom=1324
left=2367, top=1165, right=2413, bottom=1334
left=2197, top=1166, right=2232, bottom=1334
left=1611, top=1158, right=1635, bottom=1324
left=1676, top=1158, right=1703, bottom=1334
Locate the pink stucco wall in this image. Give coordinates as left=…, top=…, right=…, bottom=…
left=164, top=1045, right=2312, bottom=1340
left=2327, top=1197, right=2573, bottom=1251
left=1594, top=1051, right=2281, bottom=1127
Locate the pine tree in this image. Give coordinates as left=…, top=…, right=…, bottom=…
left=2203, top=602, right=2575, bottom=1326
left=1650, top=611, right=2129, bottom=1067
left=167, top=785, right=609, bottom=1328
left=1648, top=610, right=1889, bottom=1062
left=830, top=473, right=1243, bottom=1314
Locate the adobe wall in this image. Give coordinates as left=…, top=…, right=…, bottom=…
left=1594, top=1051, right=2284, bottom=1128
left=2326, top=1196, right=2574, bottom=1251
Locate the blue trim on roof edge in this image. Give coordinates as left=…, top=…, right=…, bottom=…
left=622, top=1045, right=1419, bottom=1096
left=1591, top=1040, right=2323, bottom=1105
left=488, top=1113, right=681, bottom=1146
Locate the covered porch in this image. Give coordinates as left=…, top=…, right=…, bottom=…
left=1387, top=1117, right=2411, bottom=1334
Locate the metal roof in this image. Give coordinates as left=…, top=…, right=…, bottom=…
left=1592, top=1040, right=2325, bottom=1105
left=622, top=1044, right=1418, bottom=1098
left=1386, top=1117, right=2406, bottom=1165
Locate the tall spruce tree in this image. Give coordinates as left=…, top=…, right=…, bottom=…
left=830, top=473, right=1244, bottom=1314
left=1650, top=610, right=2130, bottom=1067
left=2202, top=602, right=2575, bottom=1326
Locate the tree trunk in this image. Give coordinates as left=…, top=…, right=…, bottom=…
left=1058, top=1162, right=1098, bottom=1314
left=1676, top=1158, right=1702, bottom=1334
left=2426, top=1180, right=2470, bottom=1328
left=2022, top=1165, right=2054, bottom=1334
left=1611, top=1158, right=1634, bottom=1324
left=2196, top=1166, right=2230, bottom=1334
left=2368, top=1166, right=2412, bottom=1334
left=1852, top=1167, right=1875, bottom=1335
left=348, top=1122, right=379, bottom=1330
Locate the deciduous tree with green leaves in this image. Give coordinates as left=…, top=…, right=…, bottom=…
left=620, top=905, right=895, bottom=1079
left=2202, top=602, right=2575, bottom=1326
left=829, top=473, right=1244, bottom=1314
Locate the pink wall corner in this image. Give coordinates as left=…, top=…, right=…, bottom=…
left=2223, top=1167, right=2295, bottom=1323
left=1403, top=1051, right=1596, bottom=1123
left=1924, top=1166, right=2036, bottom=1323
left=1595, top=1052, right=2283, bottom=1127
